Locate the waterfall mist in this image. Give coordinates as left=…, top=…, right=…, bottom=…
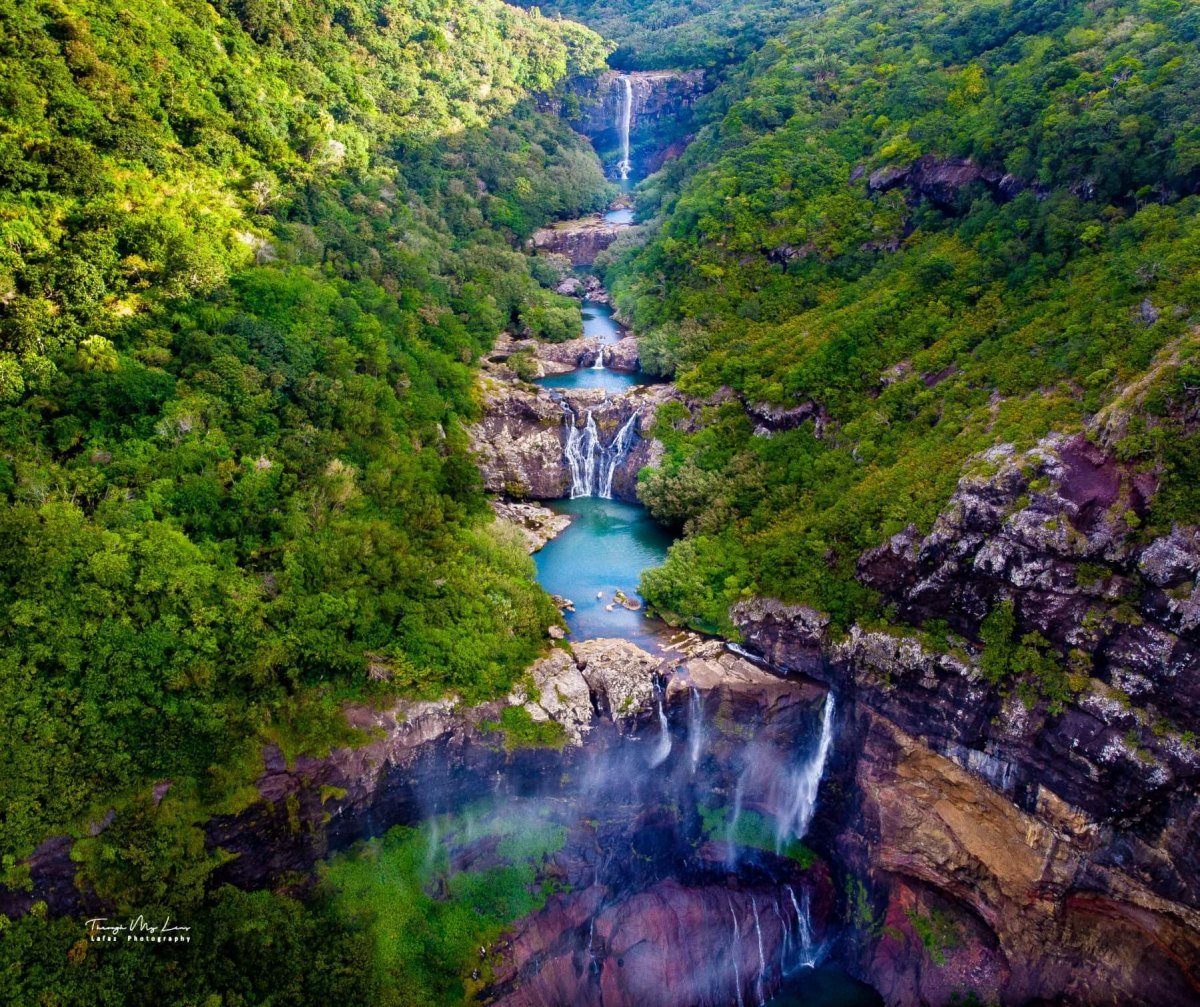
left=356, top=677, right=839, bottom=1005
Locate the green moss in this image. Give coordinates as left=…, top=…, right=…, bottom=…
left=482, top=705, right=568, bottom=751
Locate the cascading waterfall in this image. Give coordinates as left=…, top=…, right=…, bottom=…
left=592, top=346, right=605, bottom=369
left=687, top=687, right=705, bottom=773
left=728, top=898, right=746, bottom=1007
left=561, top=403, right=641, bottom=499
left=774, top=693, right=835, bottom=852
left=616, top=74, right=633, bottom=180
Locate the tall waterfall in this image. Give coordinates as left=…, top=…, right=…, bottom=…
left=774, top=693, right=835, bottom=852
left=616, top=74, right=633, bottom=180
left=687, top=687, right=705, bottom=773
left=562, top=403, right=640, bottom=499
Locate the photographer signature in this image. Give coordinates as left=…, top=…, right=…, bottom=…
left=85, top=915, right=192, bottom=942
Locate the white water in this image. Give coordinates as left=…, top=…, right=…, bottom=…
left=563, top=404, right=641, bottom=499
left=751, top=897, right=767, bottom=1006
left=728, top=897, right=746, bottom=1007
left=616, top=75, right=633, bottom=180
left=592, top=346, right=605, bottom=369
left=785, top=885, right=821, bottom=972
left=774, top=693, right=835, bottom=852
left=687, top=687, right=705, bottom=773
left=725, top=774, right=746, bottom=869
left=648, top=690, right=672, bottom=768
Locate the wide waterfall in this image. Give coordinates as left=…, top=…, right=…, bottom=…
left=562, top=403, right=641, bottom=499
left=616, top=74, right=633, bottom=180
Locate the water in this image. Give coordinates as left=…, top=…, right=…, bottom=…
left=582, top=301, right=624, bottom=343
left=562, top=407, right=640, bottom=498
left=616, top=74, right=633, bottom=180
left=763, top=968, right=883, bottom=1007
left=535, top=368, right=643, bottom=392
left=774, top=694, right=835, bottom=852
left=532, top=497, right=672, bottom=645
left=534, top=301, right=651, bottom=392
left=604, top=207, right=634, bottom=225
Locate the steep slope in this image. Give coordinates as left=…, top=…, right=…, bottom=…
left=0, top=0, right=613, bottom=997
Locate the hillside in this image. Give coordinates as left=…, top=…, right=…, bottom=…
left=594, top=0, right=1200, bottom=645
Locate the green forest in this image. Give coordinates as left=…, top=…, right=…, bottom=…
left=0, top=0, right=613, bottom=999
left=603, top=0, right=1200, bottom=635
left=2, top=0, right=1199, bottom=1000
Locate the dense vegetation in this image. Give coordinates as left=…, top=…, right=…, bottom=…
left=0, top=0, right=611, bottom=996
left=604, top=0, right=1200, bottom=634
left=5, top=0, right=1200, bottom=999
left=516, top=0, right=822, bottom=70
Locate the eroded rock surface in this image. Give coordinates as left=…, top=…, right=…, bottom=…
left=530, top=214, right=629, bottom=266
left=731, top=431, right=1200, bottom=1005
left=491, top=499, right=573, bottom=553
left=469, top=376, right=680, bottom=503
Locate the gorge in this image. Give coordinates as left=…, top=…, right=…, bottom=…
left=2, top=0, right=1200, bottom=1004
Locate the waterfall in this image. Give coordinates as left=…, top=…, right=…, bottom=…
left=728, top=898, right=746, bottom=1007
left=562, top=403, right=641, bottom=499
left=592, top=346, right=605, bottom=369
left=774, top=693, right=835, bottom=852
left=648, top=688, right=672, bottom=768
left=751, top=897, right=767, bottom=1007
left=563, top=406, right=599, bottom=497
left=687, top=687, right=705, bottom=773
left=785, top=885, right=820, bottom=972
left=616, top=74, right=633, bottom=180
left=773, top=899, right=790, bottom=975
left=598, top=411, right=639, bottom=498
left=725, top=773, right=745, bottom=869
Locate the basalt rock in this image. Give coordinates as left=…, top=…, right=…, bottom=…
left=490, top=499, right=573, bottom=553
left=730, top=431, right=1200, bottom=1005
left=868, top=155, right=1039, bottom=210
left=470, top=374, right=681, bottom=503
left=855, top=433, right=1199, bottom=733
left=530, top=214, right=630, bottom=266
left=470, top=379, right=572, bottom=498
left=602, top=334, right=640, bottom=373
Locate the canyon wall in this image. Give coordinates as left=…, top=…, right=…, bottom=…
left=566, top=70, right=706, bottom=176
left=731, top=431, right=1200, bottom=1006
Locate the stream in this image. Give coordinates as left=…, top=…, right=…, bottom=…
left=333, top=78, right=882, bottom=1007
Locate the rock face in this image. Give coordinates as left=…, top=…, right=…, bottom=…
left=602, top=334, right=640, bottom=372
left=856, top=433, right=1198, bottom=732
left=469, top=377, right=680, bottom=503
left=0, top=636, right=841, bottom=1007
left=567, top=70, right=707, bottom=176
left=470, top=378, right=572, bottom=498
left=530, top=214, right=629, bottom=266
left=867, top=154, right=1038, bottom=209
left=730, top=430, right=1200, bottom=1006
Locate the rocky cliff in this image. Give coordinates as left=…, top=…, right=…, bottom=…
left=730, top=430, right=1200, bottom=1005
left=530, top=213, right=630, bottom=266
left=469, top=374, right=676, bottom=503
left=567, top=69, right=706, bottom=177
left=2, top=632, right=843, bottom=1007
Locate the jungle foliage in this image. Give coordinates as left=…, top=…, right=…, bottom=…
left=603, top=0, right=1200, bottom=635
left=0, top=0, right=608, bottom=908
